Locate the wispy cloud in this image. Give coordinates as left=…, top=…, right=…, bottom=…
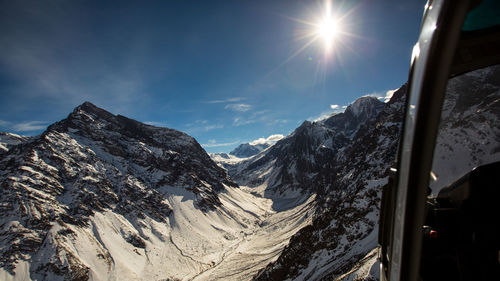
left=268, top=119, right=289, bottom=125
left=233, top=117, right=256, bottom=126
left=0, top=120, right=49, bottom=132
left=309, top=104, right=346, bottom=122
left=144, top=121, right=168, bottom=127
left=0, top=1, right=154, bottom=115
left=184, top=122, right=224, bottom=134
left=366, top=88, right=399, bottom=103
left=0, top=120, right=11, bottom=128
left=252, top=110, right=270, bottom=116
left=1, top=43, right=146, bottom=112
left=309, top=111, right=334, bottom=122
left=13, top=121, right=48, bottom=132
left=225, top=103, right=252, bottom=112
left=382, top=89, right=399, bottom=102
left=202, top=139, right=240, bottom=148
left=249, top=134, right=285, bottom=145
left=206, top=97, right=247, bottom=104
left=204, top=124, right=224, bottom=131
left=231, top=112, right=288, bottom=127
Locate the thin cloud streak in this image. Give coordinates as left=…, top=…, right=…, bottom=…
left=204, top=124, right=224, bottom=131
left=202, top=140, right=240, bottom=148
left=184, top=123, right=224, bottom=135
left=205, top=97, right=247, bottom=104
left=233, top=117, right=256, bottom=126
left=225, top=103, right=252, bottom=112
left=0, top=120, right=49, bottom=132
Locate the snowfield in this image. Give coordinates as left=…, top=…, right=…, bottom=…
left=0, top=182, right=315, bottom=281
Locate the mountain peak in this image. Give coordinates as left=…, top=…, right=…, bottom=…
left=230, top=143, right=270, bottom=158
left=322, top=96, right=384, bottom=137
left=71, top=101, right=115, bottom=121
left=345, top=96, right=384, bottom=117
left=80, top=101, right=97, bottom=109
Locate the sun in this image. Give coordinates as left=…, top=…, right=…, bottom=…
left=313, top=0, right=345, bottom=54
left=265, top=0, right=358, bottom=76
left=317, top=16, right=341, bottom=52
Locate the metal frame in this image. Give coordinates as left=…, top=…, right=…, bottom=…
left=380, top=0, right=473, bottom=280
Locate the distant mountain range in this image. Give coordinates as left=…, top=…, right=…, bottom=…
left=1, top=65, right=499, bottom=281
left=230, top=143, right=270, bottom=158
left=229, top=96, right=386, bottom=200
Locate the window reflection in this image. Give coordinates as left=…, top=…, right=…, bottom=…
left=430, top=64, right=500, bottom=195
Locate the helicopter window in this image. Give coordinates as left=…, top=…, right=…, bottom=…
left=429, top=64, right=500, bottom=196
left=420, top=64, right=500, bottom=281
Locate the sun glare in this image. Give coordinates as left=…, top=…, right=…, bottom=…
left=266, top=0, right=359, bottom=79
left=317, top=16, right=340, bottom=52
left=314, top=0, right=344, bottom=54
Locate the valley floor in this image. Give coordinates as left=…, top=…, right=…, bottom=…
left=192, top=185, right=316, bottom=281
left=0, top=184, right=316, bottom=281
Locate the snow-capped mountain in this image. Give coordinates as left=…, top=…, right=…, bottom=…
left=252, top=86, right=407, bottom=280
left=230, top=96, right=386, bottom=205
left=324, top=96, right=386, bottom=138
left=254, top=65, right=500, bottom=280
left=210, top=135, right=284, bottom=180
left=2, top=65, right=497, bottom=281
left=1, top=102, right=311, bottom=281
left=229, top=135, right=284, bottom=159
left=229, top=143, right=270, bottom=158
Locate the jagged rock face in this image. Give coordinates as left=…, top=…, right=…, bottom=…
left=0, top=132, right=32, bottom=152
left=0, top=102, right=236, bottom=278
left=52, top=102, right=236, bottom=194
left=253, top=85, right=407, bottom=281
left=255, top=65, right=500, bottom=280
left=232, top=96, right=385, bottom=198
left=324, top=96, right=386, bottom=138
left=230, top=143, right=270, bottom=158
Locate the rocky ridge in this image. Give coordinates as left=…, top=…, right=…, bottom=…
left=229, top=143, right=271, bottom=158
left=253, top=85, right=407, bottom=280
left=1, top=65, right=498, bottom=281
left=229, top=96, right=386, bottom=202
left=0, top=102, right=239, bottom=279
left=254, top=65, right=500, bottom=280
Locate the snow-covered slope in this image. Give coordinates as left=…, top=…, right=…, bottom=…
left=253, top=86, right=407, bottom=281
left=230, top=96, right=386, bottom=208
left=210, top=152, right=249, bottom=174
left=229, top=134, right=284, bottom=159
left=254, top=66, right=500, bottom=280
left=0, top=132, right=32, bottom=152
left=324, top=96, right=386, bottom=138
left=0, top=102, right=313, bottom=281
left=3, top=65, right=497, bottom=281
left=229, top=143, right=270, bottom=158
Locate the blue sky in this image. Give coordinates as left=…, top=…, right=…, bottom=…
left=0, top=0, right=424, bottom=153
